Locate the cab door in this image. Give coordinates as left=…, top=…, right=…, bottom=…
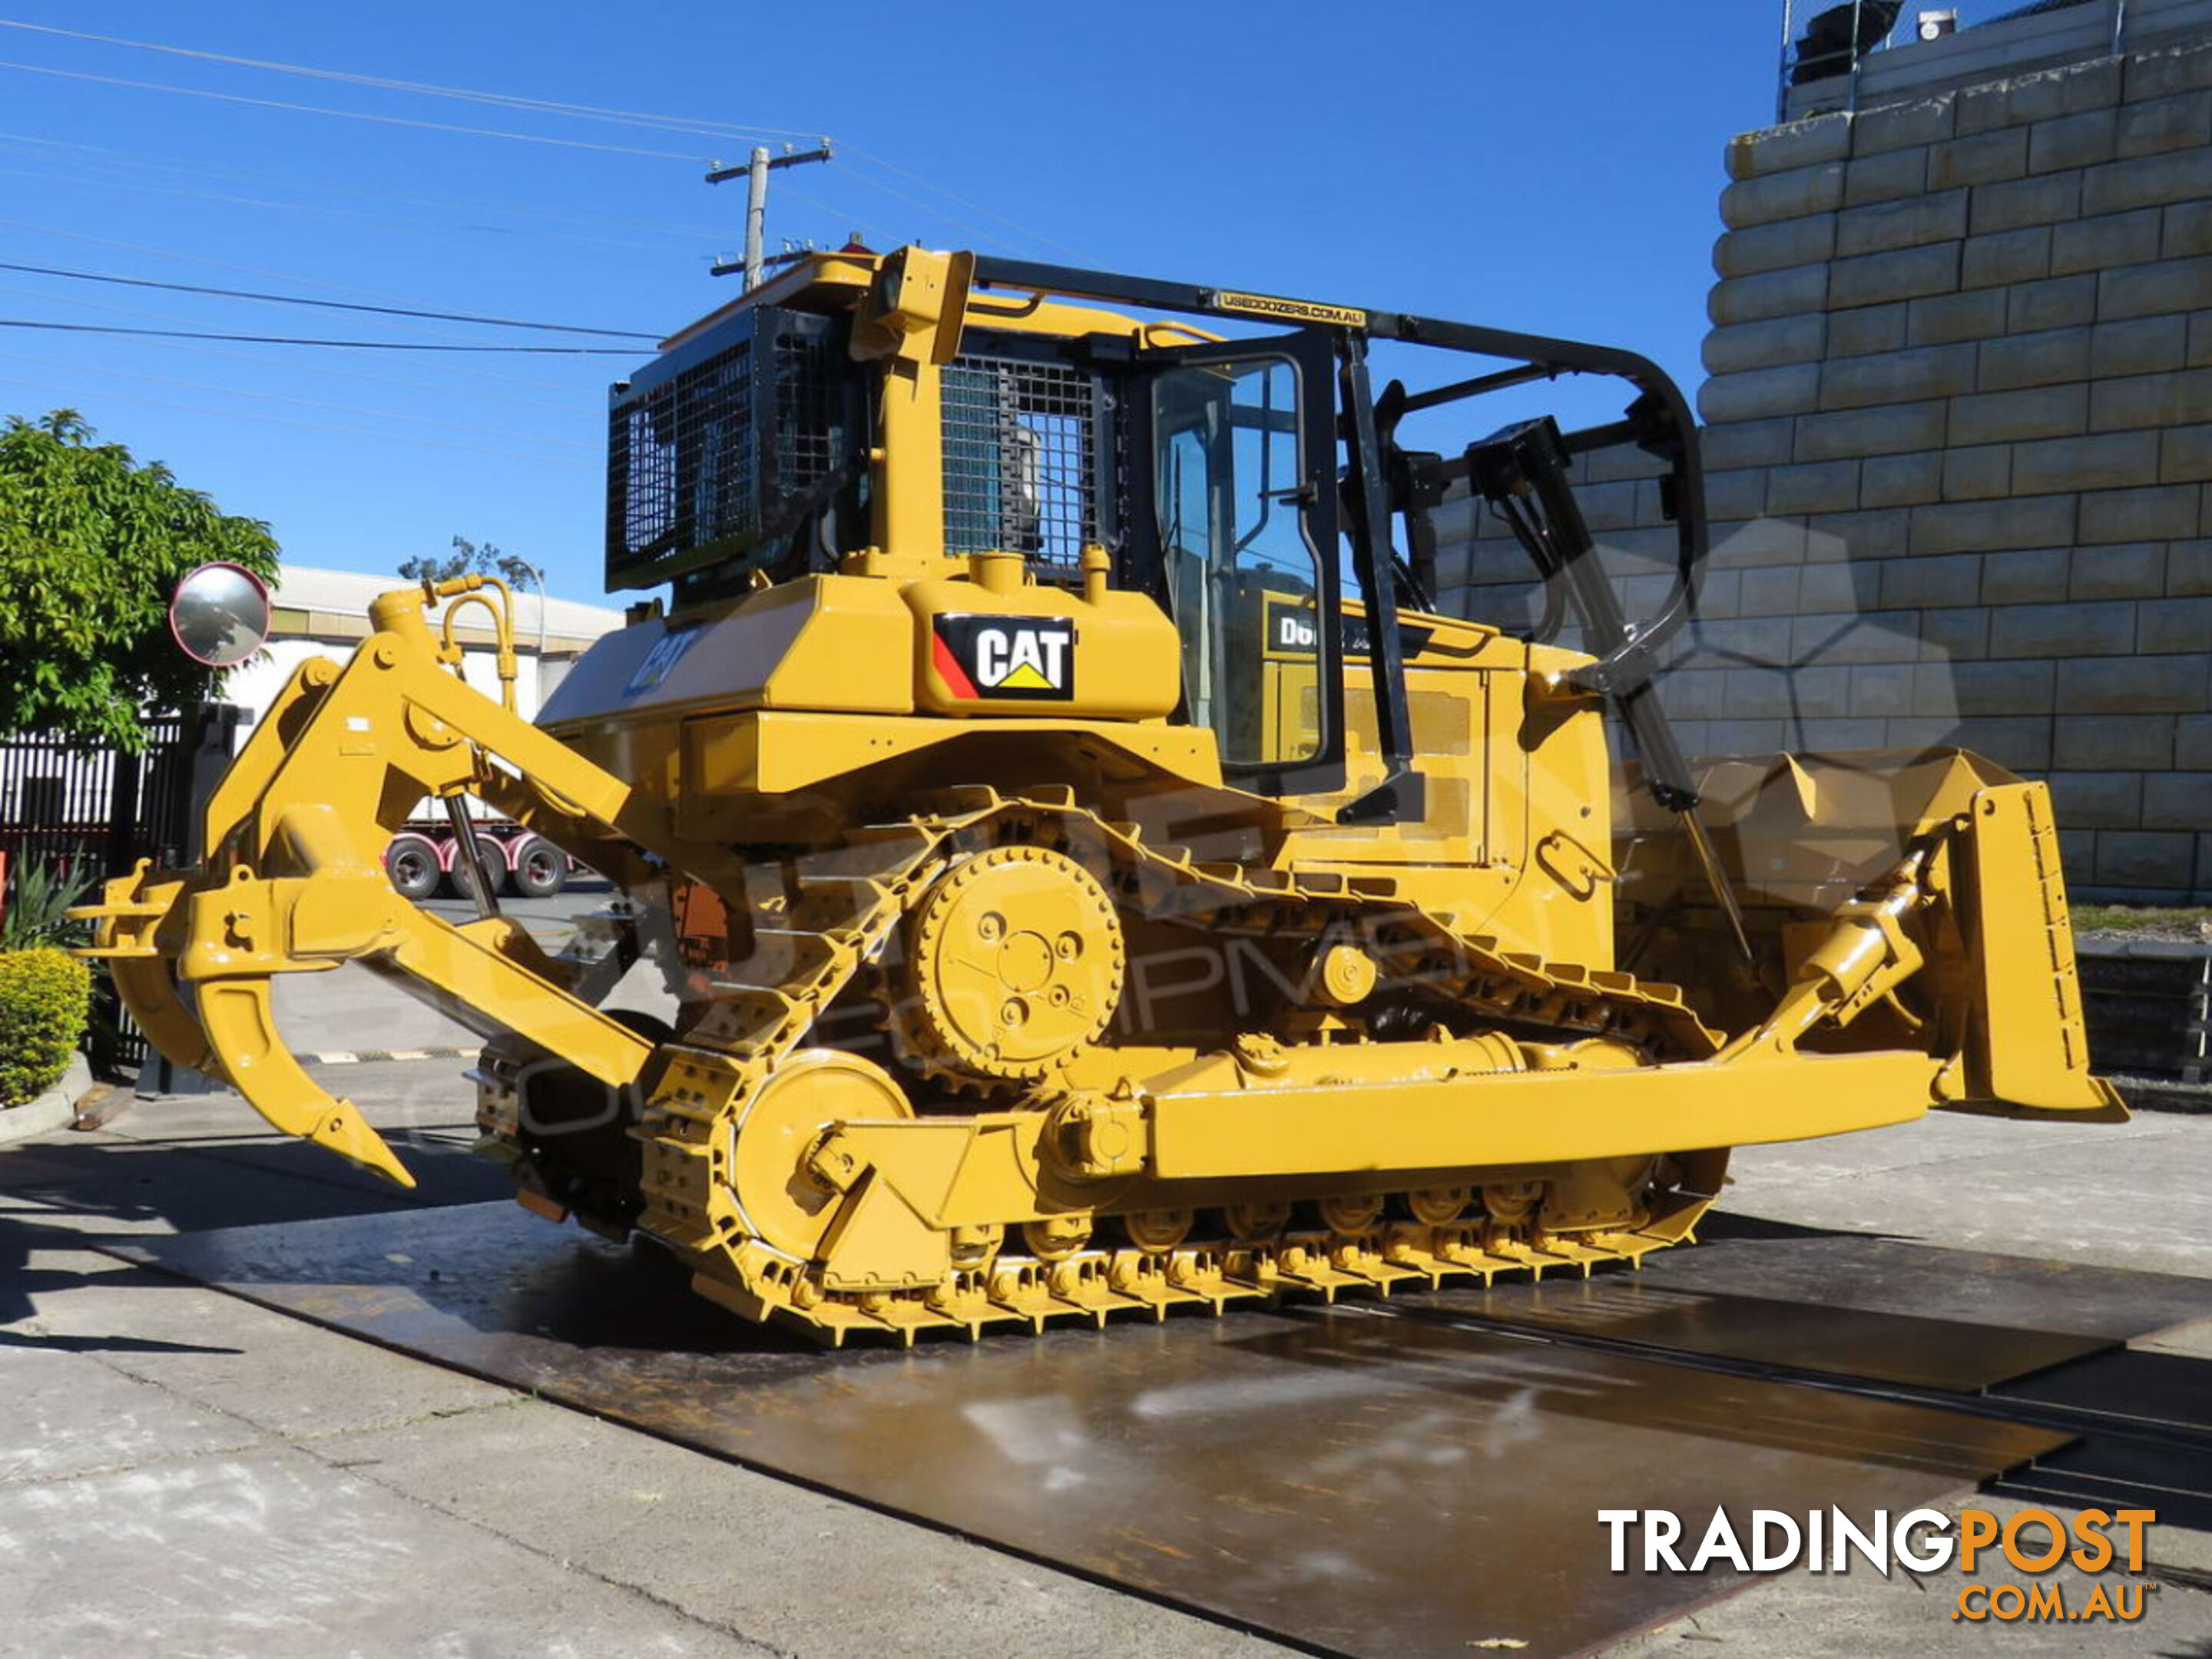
left=1128, top=331, right=1345, bottom=799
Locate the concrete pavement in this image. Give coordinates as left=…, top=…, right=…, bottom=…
left=2, top=1055, right=2207, bottom=1655
left=1, top=1248, right=1276, bottom=1657
left=1726, top=1104, right=2212, bottom=1279
left=0, top=1055, right=91, bottom=1150
left=0, top=1075, right=1279, bottom=1657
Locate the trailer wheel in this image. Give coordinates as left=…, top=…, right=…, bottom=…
left=447, top=835, right=508, bottom=902
left=509, top=835, right=567, bottom=898
left=384, top=833, right=442, bottom=902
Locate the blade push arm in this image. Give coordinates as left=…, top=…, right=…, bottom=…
left=1465, top=416, right=1754, bottom=963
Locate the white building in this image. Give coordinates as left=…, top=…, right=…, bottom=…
left=222, top=565, right=628, bottom=732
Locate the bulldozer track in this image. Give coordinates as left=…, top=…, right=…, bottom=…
left=622, top=786, right=1734, bottom=1344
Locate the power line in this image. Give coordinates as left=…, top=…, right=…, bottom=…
left=0, top=219, right=603, bottom=388
left=0, top=18, right=820, bottom=143
left=0, top=211, right=516, bottom=306
left=0, top=259, right=659, bottom=337
left=0, top=57, right=960, bottom=264
left=0, top=18, right=1074, bottom=257
left=0, top=319, right=642, bottom=353
left=0, top=131, right=723, bottom=242
left=0, top=58, right=705, bottom=159
left=0, top=280, right=588, bottom=412
left=0, top=157, right=710, bottom=265
left=0, top=138, right=724, bottom=241
left=0, top=348, right=595, bottom=449
left=0, top=125, right=88, bottom=147
left=843, top=145, right=1081, bottom=258
left=826, top=167, right=988, bottom=240
left=0, top=369, right=591, bottom=465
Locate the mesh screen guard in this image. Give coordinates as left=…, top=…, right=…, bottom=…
left=604, top=307, right=849, bottom=591
left=942, top=351, right=1108, bottom=578
left=605, top=314, right=1114, bottom=592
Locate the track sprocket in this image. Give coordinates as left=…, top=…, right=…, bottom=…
left=885, top=843, right=1125, bottom=1088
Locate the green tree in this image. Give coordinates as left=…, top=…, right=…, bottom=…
left=401, top=535, right=538, bottom=593
left=0, top=411, right=280, bottom=750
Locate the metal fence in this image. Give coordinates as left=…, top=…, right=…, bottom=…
left=0, top=710, right=215, bottom=1069
left=1775, top=0, right=2165, bottom=123
left=0, top=715, right=188, bottom=885
left=2081, top=939, right=2211, bottom=1089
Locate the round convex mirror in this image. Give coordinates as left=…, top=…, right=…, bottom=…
left=168, top=562, right=272, bottom=668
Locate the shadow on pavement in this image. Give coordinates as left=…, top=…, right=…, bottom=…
left=0, top=1114, right=512, bottom=1353
left=0, top=1214, right=243, bottom=1355
left=0, top=1123, right=508, bottom=1239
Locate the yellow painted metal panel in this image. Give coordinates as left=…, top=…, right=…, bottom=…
left=1149, top=1051, right=1938, bottom=1181
left=1965, top=782, right=2130, bottom=1116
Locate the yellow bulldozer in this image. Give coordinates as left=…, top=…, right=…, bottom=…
left=78, top=248, right=2124, bottom=1343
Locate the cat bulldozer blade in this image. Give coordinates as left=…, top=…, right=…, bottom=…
left=78, top=248, right=2127, bottom=1345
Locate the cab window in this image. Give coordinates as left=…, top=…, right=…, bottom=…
left=1152, top=356, right=1326, bottom=768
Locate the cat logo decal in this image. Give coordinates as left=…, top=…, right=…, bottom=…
left=931, top=615, right=1076, bottom=700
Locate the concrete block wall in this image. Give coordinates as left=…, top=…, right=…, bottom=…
left=1436, top=37, right=2212, bottom=903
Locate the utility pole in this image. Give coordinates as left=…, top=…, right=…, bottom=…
left=706, top=138, right=833, bottom=289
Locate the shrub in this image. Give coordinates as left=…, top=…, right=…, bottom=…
left=0, top=946, right=91, bottom=1107
left=2, top=855, right=94, bottom=951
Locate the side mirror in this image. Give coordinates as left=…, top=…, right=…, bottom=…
left=169, top=562, right=271, bottom=668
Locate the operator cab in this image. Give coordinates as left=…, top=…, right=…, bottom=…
left=601, top=249, right=1713, bottom=840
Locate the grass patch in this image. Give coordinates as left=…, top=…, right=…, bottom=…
left=2074, top=905, right=2212, bottom=939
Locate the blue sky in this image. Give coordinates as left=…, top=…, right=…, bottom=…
left=0, top=1, right=1807, bottom=601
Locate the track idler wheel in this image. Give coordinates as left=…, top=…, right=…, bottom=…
left=1541, top=1155, right=1662, bottom=1233
left=729, top=1051, right=914, bottom=1261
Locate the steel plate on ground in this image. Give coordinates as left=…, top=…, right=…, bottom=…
left=1988, top=1432, right=2212, bottom=1533
left=1632, top=1222, right=2212, bottom=1340
left=1427, top=1283, right=2109, bottom=1392
left=1416, top=1222, right=2212, bottom=1393
left=118, top=1201, right=2065, bottom=1659
left=1997, top=1347, right=2212, bottom=1432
